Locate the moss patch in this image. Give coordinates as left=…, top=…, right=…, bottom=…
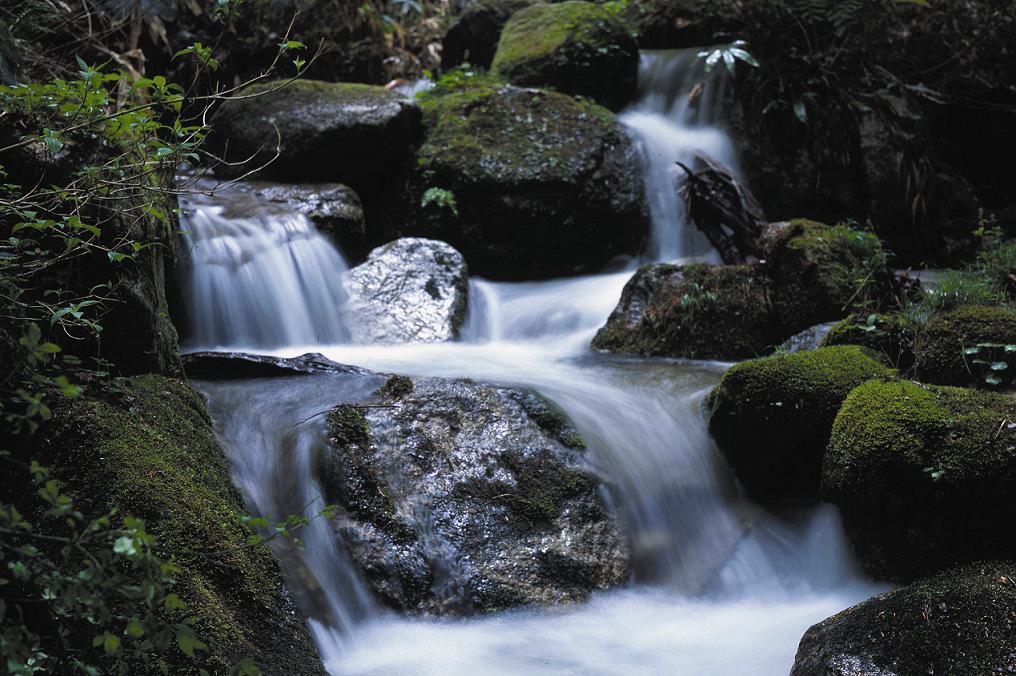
left=708, top=345, right=893, bottom=502
left=915, top=304, right=1016, bottom=386
left=825, top=379, right=1016, bottom=580
left=765, top=220, right=892, bottom=333
left=821, top=312, right=914, bottom=371
left=43, top=375, right=322, bottom=674
left=491, top=1, right=637, bottom=110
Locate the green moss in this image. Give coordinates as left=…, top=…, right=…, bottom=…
left=765, top=220, right=891, bottom=333
left=490, top=1, right=637, bottom=110
left=708, top=345, right=893, bottom=502
left=795, top=562, right=1016, bottom=675
left=821, top=312, right=914, bottom=370
left=417, top=83, right=617, bottom=187
left=378, top=374, right=414, bottom=400
left=321, top=405, right=414, bottom=542
left=825, top=379, right=1016, bottom=579
left=43, top=376, right=320, bottom=674
left=455, top=452, right=597, bottom=524
left=914, top=304, right=1016, bottom=386
left=592, top=262, right=785, bottom=359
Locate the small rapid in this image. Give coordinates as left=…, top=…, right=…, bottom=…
left=183, top=48, right=882, bottom=675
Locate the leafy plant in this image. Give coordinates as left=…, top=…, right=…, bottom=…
left=421, top=187, right=459, bottom=216
left=961, top=342, right=1016, bottom=389
left=697, top=40, right=759, bottom=74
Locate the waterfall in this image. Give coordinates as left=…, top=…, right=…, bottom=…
left=181, top=49, right=881, bottom=676
left=621, top=49, right=741, bottom=261
left=177, top=199, right=351, bottom=350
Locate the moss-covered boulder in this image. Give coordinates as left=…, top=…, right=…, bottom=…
left=821, top=312, right=914, bottom=370
left=792, top=562, right=1016, bottom=675
left=591, top=263, right=783, bottom=359
left=212, top=80, right=421, bottom=190
left=442, top=0, right=534, bottom=69
left=708, top=346, right=893, bottom=503
left=42, top=376, right=324, bottom=674
left=824, top=379, right=1016, bottom=580
left=319, top=374, right=629, bottom=614
left=408, top=83, right=648, bottom=280
left=491, top=1, right=638, bottom=111
left=914, top=304, right=1016, bottom=387
left=763, top=220, right=892, bottom=334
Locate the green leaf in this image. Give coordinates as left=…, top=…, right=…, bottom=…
left=125, top=619, right=145, bottom=639
left=793, top=100, right=808, bottom=123
left=103, top=632, right=121, bottom=655
left=113, top=536, right=137, bottom=556
left=176, top=628, right=208, bottom=658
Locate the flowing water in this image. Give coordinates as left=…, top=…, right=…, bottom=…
left=184, top=49, right=883, bottom=675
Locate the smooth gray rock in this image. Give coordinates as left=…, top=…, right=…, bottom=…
left=343, top=238, right=469, bottom=344
left=319, top=375, right=630, bottom=614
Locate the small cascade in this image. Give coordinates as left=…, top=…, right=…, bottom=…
left=177, top=200, right=351, bottom=350
left=621, top=49, right=741, bottom=261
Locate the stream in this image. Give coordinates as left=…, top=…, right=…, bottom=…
left=181, top=50, right=883, bottom=675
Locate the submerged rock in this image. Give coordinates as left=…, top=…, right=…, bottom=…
left=318, top=375, right=630, bottom=614
left=914, top=304, right=1016, bottom=387
left=792, top=563, right=1016, bottom=675
left=707, top=346, right=893, bottom=503
left=343, top=238, right=469, bottom=344
left=491, top=1, right=638, bottom=111
left=212, top=80, right=421, bottom=189
left=409, top=84, right=648, bottom=280
left=824, top=379, right=1016, bottom=580
left=442, top=0, right=533, bottom=69
left=41, top=375, right=324, bottom=674
left=591, top=262, right=783, bottom=359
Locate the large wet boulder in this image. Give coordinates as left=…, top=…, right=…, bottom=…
left=318, top=375, right=630, bottom=614
left=40, top=375, right=324, bottom=674
left=914, top=304, right=1016, bottom=387
left=442, top=0, right=533, bottom=69
left=708, top=346, right=893, bottom=503
left=212, top=80, right=421, bottom=190
left=591, top=263, right=783, bottom=360
left=409, top=84, right=648, bottom=280
left=824, top=379, right=1016, bottom=580
left=792, top=562, right=1016, bottom=676
left=342, top=238, right=469, bottom=344
left=491, top=1, right=638, bottom=111
left=763, top=220, right=892, bottom=334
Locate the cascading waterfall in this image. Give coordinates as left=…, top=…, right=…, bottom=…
left=178, top=198, right=351, bottom=349
left=183, top=49, right=882, bottom=675
left=621, top=49, right=741, bottom=261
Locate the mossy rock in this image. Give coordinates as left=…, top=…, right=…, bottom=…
left=763, top=220, right=892, bottom=334
left=824, top=379, right=1016, bottom=581
left=591, top=262, right=784, bottom=359
left=212, top=79, right=421, bottom=189
left=442, top=0, right=535, bottom=69
left=408, top=83, right=648, bottom=280
left=42, top=376, right=324, bottom=674
left=792, top=562, right=1016, bottom=675
left=914, top=304, right=1016, bottom=387
left=708, top=346, right=894, bottom=503
left=491, top=1, right=638, bottom=110
left=821, top=312, right=914, bottom=371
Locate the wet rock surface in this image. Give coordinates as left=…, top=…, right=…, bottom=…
left=183, top=351, right=365, bottom=379
left=591, top=262, right=783, bottom=360
left=343, top=238, right=469, bottom=344
left=792, top=563, right=1016, bottom=676
left=442, top=0, right=533, bottom=69
left=318, top=375, right=630, bottom=614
